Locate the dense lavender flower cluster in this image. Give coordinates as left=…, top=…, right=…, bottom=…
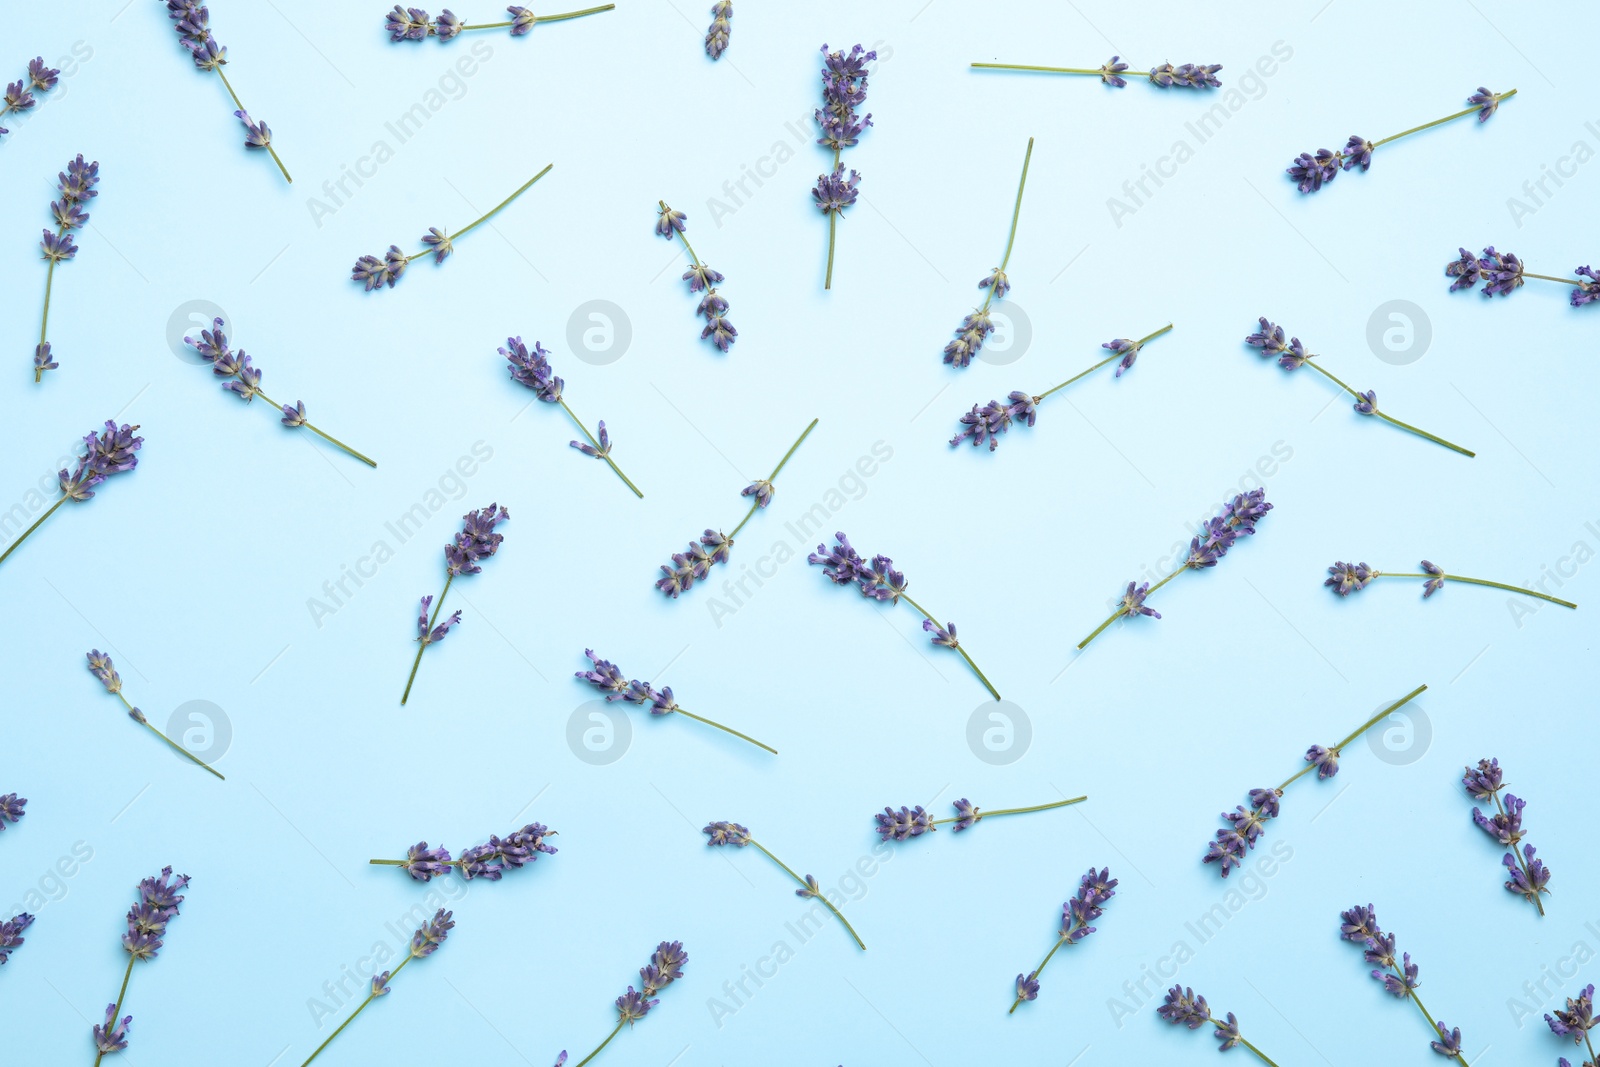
left=1289, top=87, right=1508, bottom=194
left=813, top=44, right=876, bottom=287
left=702, top=821, right=750, bottom=847
left=1012, top=868, right=1116, bottom=1009
left=657, top=203, right=735, bottom=351
left=1574, top=266, right=1600, bottom=308
left=1463, top=758, right=1551, bottom=912
left=1339, top=905, right=1464, bottom=1058
left=0, top=911, right=33, bottom=965
left=614, top=941, right=687, bottom=1027
left=503, top=337, right=563, bottom=401
left=92, top=867, right=190, bottom=1055
left=1546, top=983, right=1598, bottom=1065
left=1202, top=786, right=1282, bottom=877
left=384, top=6, right=465, bottom=39
left=809, top=532, right=907, bottom=603
left=1447, top=246, right=1598, bottom=307
left=575, top=649, right=682, bottom=716
left=351, top=245, right=413, bottom=291
left=1157, top=986, right=1245, bottom=1052
left=704, top=1, right=732, bottom=59
left=1, top=56, right=61, bottom=138
left=33, top=154, right=99, bottom=379
left=1244, top=316, right=1311, bottom=369
left=58, top=421, right=142, bottom=503
left=943, top=286, right=1003, bottom=368
left=446, top=503, right=509, bottom=577
left=654, top=530, right=733, bottom=597
left=395, top=823, right=557, bottom=882
left=950, top=392, right=1036, bottom=450
left=874, top=804, right=937, bottom=841
left=0, top=793, right=25, bottom=831
left=1147, top=62, right=1222, bottom=88
left=410, top=908, right=455, bottom=957
left=162, top=1, right=287, bottom=168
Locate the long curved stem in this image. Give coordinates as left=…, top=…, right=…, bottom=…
left=728, top=418, right=819, bottom=538
left=571, top=1019, right=626, bottom=1067
left=1332, top=684, right=1428, bottom=753
left=1237, top=1035, right=1282, bottom=1066
left=1376, top=573, right=1574, bottom=607
left=300, top=955, right=413, bottom=1066
left=303, top=423, right=378, bottom=467
left=971, top=62, right=1151, bottom=78
left=463, top=3, right=615, bottom=31
left=1371, top=90, right=1516, bottom=149
left=453, top=163, right=553, bottom=243
left=557, top=397, right=643, bottom=498
left=36, top=228, right=64, bottom=383
left=899, top=593, right=1002, bottom=701
left=1302, top=360, right=1473, bottom=457
left=217, top=68, right=292, bottom=183
left=673, top=708, right=777, bottom=755
left=996, top=137, right=1033, bottom=274
left=118, top=689, right=226, bottom=780
left=1035, top=324, right=1172, bottom=402
left=0, top=494, right=66, bottom=568
left=933, top=796, right=1086, bottom=826
left=749, top=840, right=864, bottom=950
left=1524, top=271, right=1583, bottom=286
left=93, top=956, right=138, bottom=1066
left=401, top=575, right=452, bottom=705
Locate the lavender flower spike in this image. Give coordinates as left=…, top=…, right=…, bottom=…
left=0, top=422, right=140, bottom=571
left=33, top=154, right=99, bottom=382
left=1545, top=984, right=1596, bottom=1044
left=561, top=941, right=686, bottom=1067
left=1463, top=758, right=1550, bottom=916
left=370, top=823, right=557, bottom=881
left=85, top=649, right=224, bottom=779
left=1338, top=904, right=1467, bottom=1065
left=92, top=867, right=190, bottom=1064
left=1, top=912, right=35, bottom=965
left=0, top=57, right=62, bottom=139
left=808, top=530, right=1002, bottom=700
left=971, top=56, right=1222, bottom=91
left=0, top=793, right=25, bottom=832
left=501, top=335, right=643, bottom=497
left=1443, top=244, right=1599, bottom=306
left=1286, top=87, right=1516, bottom=195
left=572, top=650, right=776, bottom=753
left=401, top=504, right=511, bottom=705
left=943, top=138, right=1032, bottom=369
left=658, top=201, right=735, bottom=352
left=815, top=43, right=877, bottom=289
left=160, top=5, right=291, bottom=182
left=1320, top=559, right=1576, bottom=609
left=704, top=1, right=731, bottom=59
left=704, top=823, right=864, bottom=949
left=383, top=4, right=613, bottom=43
left=1158, top=987, right=1279, bottom=1062
left=353, top=164, right=552, bottom=291
left=875, top=794, right=1087, bottom=842
left=300, top=909, right=456, bottom=1066
left=1009, top=868, right=1116, bottom=1013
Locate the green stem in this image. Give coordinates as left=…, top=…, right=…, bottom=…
left=996, top=137, right=1033, bottom=273
left=303, top=423, right=378, bottom=467
left=824, top=147, right=841, bottom=290
left=1009, top=934, right=1072, bottom=1014
left=898, top=593, right=1002, bottom=701
left=401, top=575, right=453, bottom=705
left=1077, top=561, right=1186, bottom=650
left=557, top=397, right=643, bottom=498
left=932, top=796, right=1086, bottom=826
left=571, top=1019, right=626, bottom=1067
left=971, top=62, right=1152, bottom=78
left=452, top=163, right=553, bottom=244
left=36, top=227, right=64, bottom=384
left=673, top=707, right=777, bottom=755
left=1331, top=684, right=1428, bottom=753
left=1524, top=272, right=1582, bottom=286
left=1374, top=572, right=1574, bottom=608
left=1034, top=324, right=1172, bottom=402
left=300, top=955, right=413, bottom=1066
left=1237, top=1035, right=1282, bottom=1067
left=728, top=418, right=819, bottom=539
left=93, top=955, right=138, bottom=1066
left=130, top=708, right=226, bottom=780
left=0, top=494, right=66, bottom=568
left=749, top=840, right=865, bottom=950
left=463, top=3, right=615, bottom=30
left=1302, top=360, right=1474, bottom=457
left=217, top=67, right=292, bottom=183
left=1371, top=89, right=1516, bottom=149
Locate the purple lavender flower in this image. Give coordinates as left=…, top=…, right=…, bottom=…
left=32, top=155, right=100, bottom=380
left=351, top=246, right=407, bottom=290
left=574, top=653, right=773, bottom=751
left=1097, top=56, right=1129, bottom=87
left=705, top=0, right=732, bottom=59
left=502, top=336, right=563, bottom=401
left=814, top=42, right=875, bottom=289
left=812, top=164, right=861, bottom=215
left=923, top=618, right=959, bottom=648
left=422, top=227, right=453, bottom=263
left=1546, top=984, right=1595, bottom=1042
left=1504, top=846, right=1551, bottom=907
left=656, top=203, right=687, bottom=238
left=1103, top=336, right=1141, bottom=376
left=161, top=5, right=291, bottom=179
left=1375, top=952, right=1420, bottom=997
left=939, top=145, right=1033, bottom=373
left=1287, top=149, right=1340, bottom=193
left=1445, top=247, right=1481, bottom=292
left=1204, top=786, right=1279, bottom=878
left=1119, top=582, right=1161, bottom=620
left=1325, top=561, right=1374, bottom=596
left=1467, top=86, right=1502, bottom=122
left=1478, top=246, right=1524, bottom=297
left=1420, top=560, right=1445, bottom=598
left=400, top=842, right=454, bottom=881
left=1462, top=758, right=1550, bottom=914
left=952, top=798, right=979, bottom=831
left=410, top=908, right=455, bottom=957
left=0, top=912, right=35, bottom=965
left=402, top=505, right=509, bottom=705
left=703, top=821, right=751, bottom=846
left=385, top=6, right=433, bottom=40
left=570, top=419, right=612, bottom=458
left=0, top=793, right=25, bottom=830
left=0, top=57, right=59, bottom=137
left=1342, top=135, right=1374, bottom=171
left=1305, top=744, right=1339, bottom=780
left=702, top=314, right=737, bottom=351
left=1010, top=868, right=1116, bottom=1012
left=28, top=56, right=60, bottom=92
left=655, top=530, right=733, bottom=597
left=1462, top=758, right=1502, bottom=799
left=1158, top=986, right=1210, bottom=1028
left=92, top=868, right=189, bottom=1052
left=234, top=109, right=272, bottom=149
left=741, top=479, right=774, bottom=508
left=415, top=595, right=461, bottom=646
left=1149, top=62, right=1222, bottom=88
left=93, top=1005, right=131, bottom=1055
left=1015, top=973, right=1040, bottom=1003
left=874, top=805, right=937, bottom=841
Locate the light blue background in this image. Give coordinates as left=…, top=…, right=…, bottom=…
left=4, top=2, right=1599, bottom=1065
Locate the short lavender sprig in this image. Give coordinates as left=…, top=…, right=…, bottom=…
left=299, top=909, right=455, bottom=1066
left=33, top=153, right=98, bottom=382
left=703, top=822, right=864, bottom=949
left=657, top=202, right=735, bottom=352
left=951, top=324, right=1172, bottom=451
left=704, top=1, right=731, bottom=59
left=943, top=137, right=1032, bottom=369
left=1463, top=758, right=1551, bottom=917
left=808, top=530, right=1002, bottom=700
left=1544, top=983, right=1599, bottom=1067
left=370, top=823, right=558, bottom=880
left=0, top=421, right=141, bottom=571
left=1324, top=558, right=1577, bottom=610
left=813, top=43, right=876, bottom=290
left=183, top=318, right=376, bottom=466
left=875, top=795, right=1086, bottom=842
left=85, top=651, right=226, bottom=780
left=654, top=418, right=817, bottom=598
left=400, top=504, right=510, bottom=705
left=971, top=56, right=1221, bottom=89
left=1445, top=246, right=1600, bottom=307
left=1203, top=685, right=1427, bottom=877
left=353, top=164, right=552, bottom=290
left=1009, top=867, right=1116, bottom=1014
left=573, top=650, right=776, bottom=753
left=1158, top=986, right=1282, bottom=1064
left=92, top=867, right=190, bottom=1065
left=1287, top=87, right=1515, bottom=195
left=0, top=56, right=61, bottom=139
left=383, top=4, right=615, bottom=42
left=1338, top=905, right=1469, bottom=1065
left=559, top=941, right=687, bottom=1067
left=499, top=336, right=644, bottom=497
left=1245, top=317, right=1474, bottom=457
left=1077, top=489, right=1271, bottom=650
left=160, top=2, right=291, bottom=183
left=0, top=911, right=34, bottom=965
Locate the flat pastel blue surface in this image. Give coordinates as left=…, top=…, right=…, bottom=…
left=4, top=3, right=1598, bottom=1065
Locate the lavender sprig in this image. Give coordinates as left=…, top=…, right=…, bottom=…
left=1159, top=986, right=1281, bottom=1064
left=352, top=164, right=552, bottom=290
left=703, top=822, right=863, bottom=949
left=1078, top=489, right=1271, bottom=650
left=1, top=57, right=61, bottom=138
left=1009, top=868, right=1116, bottom=1014
left=0, top=792, right=25, bottom=833
left=92, top=867, right=190, bottom=1065
left=1463, top=758, right=1551, bottom=917
left=655, top=418, right=817, bottom=598
left=1288, top=87, right=1515, bottom=195
left=1445, top=246, right=1600, bottom=307
left=183, top=319, right=376, bottom=466
left=85, top=651, right=226, bottom=780
left=971, top=56, right=1221, bottom=89
left=574, top=650, right=776, bottom=753
left=1324, top=558, right=1576, bottom=610
left=0, top=911, right=34, bottom=965
left=943, top=138, right=1033, bottom=368
left=557, top=941, right=686, bottom=1067
left=500, top=336, right=644, bottom=498
left=1338, top=905, right=1467, bottom=1065
left=704, top=1, right=731, bottom=59
left=875, top=795, right=1085, bottom=842
left=0, top=421, right=142, bottom=571
left=33, top=154, right=98, bottom=382
left=814, top=43, right=876, bottom=290
left=657, top=202, right=735, bottom=352
left=400, top=504, right=510, bottom=705
left=383, top=4, right=614, bottom=42
left=808, top=530, right=1002, bottom=700
left=160, top=2, right=291, bottom=183
left=370, top=823, right=557, bottom=880
left=1544, top=984, right=1598, bottom=1067
left=1203, top=685, right=1426, bottom=877
left=951, top=324, right=1172, bottom=451
left=1245, top=318, right=1474, bottom=456
left=299, top=909, right=455, bottom=1066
